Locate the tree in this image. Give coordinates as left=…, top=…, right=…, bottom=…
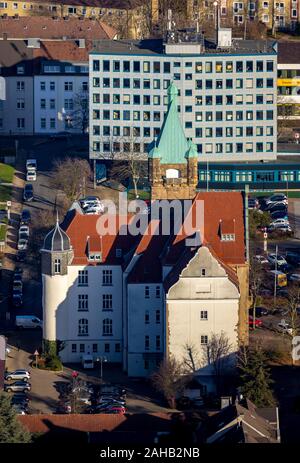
left=201, top=332, right=233, bottom=394
left=249, top=209, right=271, bottom=239
left=151, top=357, right=189, bottom=409
left=285, top=282, right=300, bottom=365
left=0, top=393, right=31, bottom=443
left=249, top=254, right=264, bottom=329
left=68, top=91, right=89, bottom=134
left=53, top=157, right=91, bottom=202
left=108, top=135, right=148, bottom=198
left=237, top=345, right=276, bottom=407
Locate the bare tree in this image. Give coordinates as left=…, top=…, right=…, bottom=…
left=151, top=357, right=189, bottom=409
left=182, top=343, right=200, bottom=373
left=249, top=254, right=264, bottom=329
left=202, top=332, right=233, bottom=394
left=53, top=157, right=91, bottom=202
left=68, top=91, right=89, bottom=134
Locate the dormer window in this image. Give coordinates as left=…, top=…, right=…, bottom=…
left=221, top=234, right=235, bottom=241
left=88, top=253, right=101, bottom=261
left=201, top=268, right=206, bottom=276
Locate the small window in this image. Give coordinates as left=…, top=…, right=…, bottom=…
left=145, top=336, right=150, bottom=351
left=115, top=343, right=121, bottom=353
left=78, top=270, right=88, bottom=286
left=201, top=268, right=206, bottom=276
left=103, top=294, right=112, bottom=310
left=155, top=286, right=160, bottom=298
left=201, top=335, right=208, bottom=345
left=145, top=286, right=150, bottom=299
left=72, top=344, right=77, bottom=353
left=200, top=311, right=208, bottom=320
left=92, top=344, right=98, bottom=353
left=54, top=259, right=61, bottom=274
left=156, top=310, right=161, bottom=324
left=103, top=270, right=112, bottom=286
left=145, top=311, right=150, bottom=324
left=104, top=343, right=110, bottom=353
left=80, top=344, right=85, bottom=353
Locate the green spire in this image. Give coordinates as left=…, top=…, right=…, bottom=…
left=148, top=83, right=198, bottom=163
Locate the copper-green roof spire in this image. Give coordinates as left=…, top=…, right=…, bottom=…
left=148, top=83, right=198, bottom=163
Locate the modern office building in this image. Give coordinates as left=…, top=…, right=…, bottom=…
left=89, top=28, right=277, bottom=166
left=278, top=41, right=300, bottom=119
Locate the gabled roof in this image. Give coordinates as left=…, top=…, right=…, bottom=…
left=148, top=83, right=197, bottom=164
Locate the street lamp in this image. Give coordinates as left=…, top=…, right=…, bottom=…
left=96, top=356, right=107, bottom=383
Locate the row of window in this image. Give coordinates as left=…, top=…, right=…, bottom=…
left=198, top=141, right=274, bottom=154
left=93, top=76, right=274, bottom=90
left=39, top=81, right=88, bottom=92
left=0, top=3, right=120, bottom=16
left=71, top=342, right=121, bottom=354
left=78, top=269, right=113, bottom=285
left=195, top=126, right=274, bottom=138
left=144, top=335, right=161, bottom=351
left=145, top=310, right=161, bottom=324
left=93, top=59, right=274, bottom=75
left=78, top=318, right=113, bottom=336
left=199, top=170, right=300, bottom=183
left=78, top=294, right=115, bottom=311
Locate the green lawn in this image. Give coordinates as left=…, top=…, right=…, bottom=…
left=0, top=163, right=15, bottom=183
left=0, top=224, right=6, bottom=241
left=252, top=191, right=300, bottom=199
left=0, top=185, right=12, bottom=202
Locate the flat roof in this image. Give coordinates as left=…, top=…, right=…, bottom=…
left=91, top=38, right=277, bottom=57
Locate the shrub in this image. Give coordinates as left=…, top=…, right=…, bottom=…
left=44, top=354, right=62, bottom=371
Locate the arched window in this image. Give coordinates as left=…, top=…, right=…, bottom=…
left=103, top=318, right=112, bottom=336
left=54, top=259, right=61, bottom=274
left=78, top=318, right=88, bottom=336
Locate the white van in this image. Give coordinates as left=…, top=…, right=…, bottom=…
left=26, top=159, right=37, bottom=172
left=15, top=315, right=42, bottom=329
left=82, top=355, right=94, bottom=369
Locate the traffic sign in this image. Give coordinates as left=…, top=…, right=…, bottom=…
left=34, top=350, right=39, bottom=356
left=264, top=232, right=268, bottom=239
left=295, top=132, right=300, bottom=139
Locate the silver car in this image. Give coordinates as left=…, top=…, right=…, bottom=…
left=5, top=369, right=30, bottom=381
left=4, top=381, right=31, bottom=392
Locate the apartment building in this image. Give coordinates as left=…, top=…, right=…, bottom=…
left=89, top=28, right=277, bottom=162
left=0, top=0, right=147, bottom=38
left=277, top=41, right=300, bottom=119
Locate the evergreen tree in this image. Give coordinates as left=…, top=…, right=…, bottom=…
left=238, top=346, right=276, bottom=408
left=0, top=393, right=31, bottom=443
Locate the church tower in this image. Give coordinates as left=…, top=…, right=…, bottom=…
left=148, top=83, right=198, bottom=200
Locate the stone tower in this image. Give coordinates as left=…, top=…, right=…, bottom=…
left=148, top=83, right=198, bottom=200
left=41, top=216, right=73, bottom=348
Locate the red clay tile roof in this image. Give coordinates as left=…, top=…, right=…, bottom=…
left=164, top=192, right=245, bottom=267
left=0, top=17, right=116, bottom=41
left=18, top=412, right=173, bottom=434
left=62, top=211, right=139, bottom=265
left=32, top=40, right=91, bottom=62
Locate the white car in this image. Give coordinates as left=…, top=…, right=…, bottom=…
left=290, top=274, right=300, bottom=282
left=84, top=207, right=102, bottom=215
left=18, top=225, right=29, bottom=238
left=81, top=196, right=101, bottom=209
left=266, top=194, right=288, bottom=206
left=17, top=238, right=28, bottom=251
left=26, top=171, right=36, bottom=182
left=277, top=320, right=293, bottom=336
left=5, top=369, right=31, bottom=381
left=254, top=255, right=268, bottom=265
left=267, top=254, right=287, bottom=267
left=26, top=159, right=37, bottom=171
left=270, top=219, right=289, bottom=227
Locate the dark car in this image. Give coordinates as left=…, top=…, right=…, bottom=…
left=16, top=250, right=26, bottom=262
left=268, top=203, right=288, bottom=214
left=20, top=210, right=31, bottom=224
left=286, top=252, right=300, bottom=266
left=14, top=267, right=23, bottom=277
left=270, top=210, right=289, bottom=221
left=12, top=292, right=23, bottom=308
left=23, top=184, right=33, bottom=202
left=249, top=306, right=269, bottom=318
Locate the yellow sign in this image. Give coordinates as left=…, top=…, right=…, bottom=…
left=277, top=78, right=300, bottom=87
left=278, top=273, right=287, bottom=287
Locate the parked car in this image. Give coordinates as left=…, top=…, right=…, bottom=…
left=18, top=225, right=29, bottom=238
left=254, top=255, right=269, bottom=265
left=248, top=316, right=263, bottom=328
left=5, top=369, right=30, bottom=381
left=289, top=273, right=300, bottom=282
left=81, top=196, right=101, bottom=208
left=23, top=184, right=33, bottom=202
left=270, top=218, right=289, bottom=227
left=277, top=320, right=293, bottom=336
left=248, top=198, right=259, bottom=209
left=270, top=224, right=292, bottom=234
left=26, top=171, right=36, bottom=182
left=26, top=159, right=37, bottom=172
left=20, top=210, right=31, bottom=225
left=4, top=381, right=31, bottom=392
left=249, top=306, right=269, bottom=317
left=11, top=393, right=30, bottom=403
left=270, top=210, right=289, bottom=221
left=267, top=254, right=287, bottom=267
left=265, top=194, right=288, bottom=206
left=12, top=404, right=28, bottom=415
left=16, top=250, right=26, bottom=262
left=285, top=252, right=300, bottom=266
left=267, top=203, right=288, bottom=214
left=84, top=207, right=102, bottom=215
left=12, top=291, right=23, bottom=308
left=17, top=236, right=28, bottom=251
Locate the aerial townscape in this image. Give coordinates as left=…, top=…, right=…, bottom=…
left=1, top=0, right=300, bottom=453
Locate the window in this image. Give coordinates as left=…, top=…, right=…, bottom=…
left=133, top=61, right=140, bottom=72
left=93, top=344, right=98, bottom=353
left=78, top=270, right=88, bottom=286
left=17, top=81, right=25, bottom=91
left=143, top=61, right=150, bottom=72
left=50, top=99, right=55, bottom=109
left=105, top=343, right=110, bottom=353
left=103, top=318, right=112, bottom=336
left=153, top=61, right=160, bottom=73
left=17, top=65, right=24, bottom=75
left=54, top=259, right=61, bottom=274
left=156, top=336, right=161, bottom=351
left=236, top=61, right=243, bottom=72
left=40, top=118, right=46, bottom=129
left=103, top=294, right=112, bottom=310
left=17, top=98, right=25, bottom=109
left=267, top=78, right=273, bottom=88
left=72, top=344, right=77, bottom=353
left=200, top=310, right=208, bottom=320
left=145, top=311, right=149, bottom=324
left=78, top=294, right=88, bottom=311
left=236, top=95, right=243, bottom=105
left=266, top=110, right=273, bottom=120
left=80, top=344, right=85, bottom=353
left=144, top=360, right=149, bottom=370
left=145, top=336, right=150, bottom=351
left=226, top=61, right=233, bottom=73
left=155, top=286, right=160, bottom=298
left=93, top=60, right=100, bottom=71
left=163, top=62, right=170, bottom=73
left=221, top=234, right=236, bottom=241
left=40, top=99, right=46, bottom=110
left=205, top=62, right=212, bottom=73
left=195, top=62, right=202, bottom=73
left=201, top=335, right=208, bottom=345
left=64, top=82, right=73, bottom=91
left=64, top=99, right=73, bottom=110
left=115, top=343, right=121, bottom=353
left=102, top=270, right=112, bottom=286
left=50, top=118, right=55, bottom=129
left=267, top=61, right=274, bottom=72
left=78, top=319, right=88, bottom=336
left=145, top=286, right=150, bottom=298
